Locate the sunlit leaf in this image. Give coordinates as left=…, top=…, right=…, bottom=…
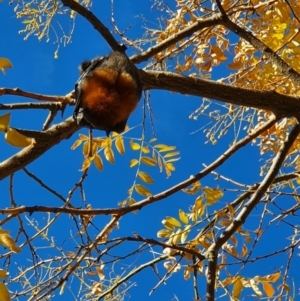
left=163, top=151, right=180, bottom=158
left=129, top=159, right=139, bottom=167
left=204, top=187, right=224, bottom=205
left=263, top=282, right=275, bottom=297
left=79, top=134, right=88, bottom=140
left=0, top=113, right=10, bottom=132
left=130, top=139, right=141, bottom=150
left=157, top=229, right=171, bottom=238
left=81, top=158, right=91, bottom=171
left=182, top=181, right=201, bottom=195
left=71, top=139, right=82, bottom=150
left=179, top=209, right=188, bottom=224
left=250, top=279, right=263, bottom=296
left=141, top=147, right=150, bottom=154
left=162, top=219, right=176, bottom=231
left=5, top=127, right=32, bottom=148
left=135, top=184, right=152, bottom=197
left=115, top=135, right=125, bottom=155
left=0, top=270, right=7, bottom=279
left=0, top=231, right=21, bottom=253
left=104, top=145, right=115, bottom=164
left=138, top=171, right=154, bottom=184
left=232, top=277, right=243, bottom=299
left=0, top=58, right=12, bottom=75
left=166, top=216, right=181, bottom=227
left=181, top=225, right=191, bottom=243
left=96, top=266, right=105, bottom=280
left=141, top=156, right=156, bottom=166
left=0, top=283, right=10, bottom=301
left=94, top=154, right=103, bottom=170
left=241, top=244, right=248, bottom=257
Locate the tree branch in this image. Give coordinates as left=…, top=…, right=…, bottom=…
left=0, top=117, right=79, bottom=181
left=140, top=70, right=300, bottom=118
left=0, top=88, right=73, bottom=103
left=60, top=0, right=123, bottom=51
left=204, top=118, right=300, bottom=301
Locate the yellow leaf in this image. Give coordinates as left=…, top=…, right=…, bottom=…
left=115, top=135, right=125, bottom=155
left=241, top=244, right=248, bottom=257
left=0, top=113, right=10, bottom=132
left=179, top=209, right=188, bottom=224
left=211, top=45, right=227, bottom=61
left=79, top=134, right=88, bottom=140
left=163, top=151, right=180, bottom=158
left=204, top=187, right=224, bottom=205
left=130, top=139, right=140, bottom=150
left=184, top=266, right=193, bottom=280
left=267, top=272, right=281, bottom=283
left=0, top=283, right=10, bottom=301
left=94, top=154, right=103, bottom=170
left=0, top=270, right=7, bottom=279
left=157, top=229, right=171, bottom=238
left=182, top=181, right=201, bottom=195
left=244, top=237, right=252, bottom=243
left=129, top=159, right=139, bottom=167
left=263, top=282, right=275, bottom=297
left=138, top=171, right=154, bottom=184
left=135, top=184, right=152, bottom=197
left=162, top=219, right=176, bottom=231
left=0, top=58, right=12, bottom=75
left=232, top=277, right=243, bottom=299
left=250, top=279, right=263, bottom=296
left=227, top=60, right=243, bottom=69
left=141, top=147, right=150, bottom=154
left=96, top=266, right=105, bottom=281
left=5, top=128, right=32, bottom=148
left=227, top=203, right=235, bottom=219
left=104, top=146, right=115, bottom=164
left=170, top=229, right=181, bottom=245
left=224, top=243, right=238, bottom=257
left=141, top=157, right=156, bottom=166
left=181, top=225, right=191, bottom=243
left=165, top=216, right=181, bottom=227
left=71, top=139, right=82, bottom=150
left=0, top=232, right=21, bottom=253
left=165, top=162, right=175, bottom=171
left=83, top=141, right=89, bottom=157
left=81, top=158, right=91, bottom=171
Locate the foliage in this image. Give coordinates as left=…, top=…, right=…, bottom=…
left=1, top=0, right=300, bottom=301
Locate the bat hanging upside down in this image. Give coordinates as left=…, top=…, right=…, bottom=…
left=73, top=51, right=142, bottom=136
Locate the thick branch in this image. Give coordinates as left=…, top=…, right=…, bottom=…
left=141, top=70, right=300, bottom=118
left=0, top=118, right=79, bottom=181
left=60, top=0, right=123, bottom=52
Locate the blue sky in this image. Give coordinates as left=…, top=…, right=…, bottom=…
left=1, top=1, right=299, bottom=300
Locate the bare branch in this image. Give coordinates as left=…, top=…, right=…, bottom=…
left=141, top=70, right=300, bottom=118
left=0, top=117, right=79, bottom=181
left=0, top=88, right=73, bottom=103
left=60, top=0, right=124, bottom=51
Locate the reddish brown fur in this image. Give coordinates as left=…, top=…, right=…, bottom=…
left=80, top=69, right=139, bottom=129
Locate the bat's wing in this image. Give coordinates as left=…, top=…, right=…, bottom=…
left=73, top=56, right=107, bottom=124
